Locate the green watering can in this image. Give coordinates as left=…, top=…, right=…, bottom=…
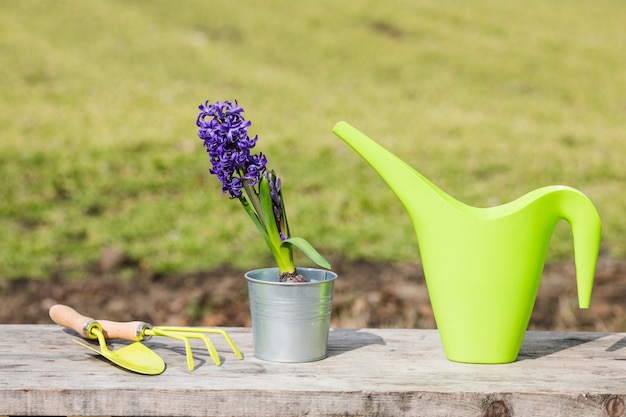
left=332, top=121, right=602, bottom=364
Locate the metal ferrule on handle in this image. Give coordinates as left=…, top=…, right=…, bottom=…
left=137, top=322, right=153, bottom=341
left=83, top=320, right=103, bottom=340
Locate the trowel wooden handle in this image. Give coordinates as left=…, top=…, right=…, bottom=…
left=49, top=304, right=148, bottom=341
left=49, top=304, right=97, bottom=339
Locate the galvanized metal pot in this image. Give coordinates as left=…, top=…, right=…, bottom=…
left=245, top=267, right=338, bottom=363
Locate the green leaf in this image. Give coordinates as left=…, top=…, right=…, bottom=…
left=239, top=195, right=291, bottom=272
left=281, top=236, right=331, bottom=270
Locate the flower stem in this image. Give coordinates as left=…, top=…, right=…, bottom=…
left=242, top=179, right=265, bottom=229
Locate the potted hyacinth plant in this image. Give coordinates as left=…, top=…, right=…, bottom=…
left=196, top=100, right=338, bottom=362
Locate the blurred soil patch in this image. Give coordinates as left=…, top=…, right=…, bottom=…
left=1, top=257, right=624, bottom=332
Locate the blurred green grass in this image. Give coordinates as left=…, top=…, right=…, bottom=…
left=1, top=0, right=625, bottom=280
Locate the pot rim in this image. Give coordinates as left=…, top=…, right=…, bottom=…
left=244, top=267, right=338, bottom=286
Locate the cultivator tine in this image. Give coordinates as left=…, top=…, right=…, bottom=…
left=154, top=329, right=196, bottom=370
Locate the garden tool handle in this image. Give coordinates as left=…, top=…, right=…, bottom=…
left=96, top=319, right=152, bottom=342
left=49, top=304, right=102, bottom=339
left=49, top=304, right=150, bottom=341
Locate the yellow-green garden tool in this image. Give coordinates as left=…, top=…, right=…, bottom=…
left=49, top=304, right=166, bottom=375
left=91, top=316, right=243, bottom=371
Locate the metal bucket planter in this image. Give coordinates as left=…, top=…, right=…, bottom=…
left=245, top=267, right=338, bottom=363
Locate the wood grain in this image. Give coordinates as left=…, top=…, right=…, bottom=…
left=1, top=325, right=624, bottom=416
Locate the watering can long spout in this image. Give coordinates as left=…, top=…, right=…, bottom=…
left=332, top=121, right=602, bottom=363
left=331, top=121, right=463, bottom=223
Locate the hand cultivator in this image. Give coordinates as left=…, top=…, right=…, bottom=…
left=50, top=304, right=242, bottom=372
left=103, top=321, right=243, bottom=370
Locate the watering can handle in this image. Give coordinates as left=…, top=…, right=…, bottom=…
left=49, top=304, right=149, bottom=341
left=49, top=304, right=102, bottom=340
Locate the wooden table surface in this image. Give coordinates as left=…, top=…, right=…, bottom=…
left=1, top=325, right=625, bottom=417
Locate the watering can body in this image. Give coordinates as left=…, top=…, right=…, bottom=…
left=333, top=121, right=602, bottom=363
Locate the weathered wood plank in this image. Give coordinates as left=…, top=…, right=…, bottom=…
left=1, top=325, right=624, bottom=416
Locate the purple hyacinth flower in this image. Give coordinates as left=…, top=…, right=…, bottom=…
left=197, top=100, right=267, bottom=198
left=195, top=99, right=331, bottom=279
